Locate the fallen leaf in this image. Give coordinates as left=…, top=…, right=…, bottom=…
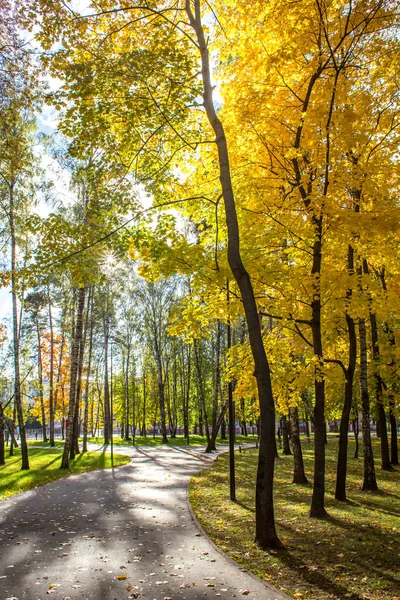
left=116, top=575, right=128, bottom=580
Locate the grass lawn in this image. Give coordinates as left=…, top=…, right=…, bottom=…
left=79, top=433, right=259, bottom=447
left=190, top=439, right=400, bottom=600
left=0, top=447, right=130, bottom=500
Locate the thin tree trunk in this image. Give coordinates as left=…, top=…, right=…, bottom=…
left=353, top=416, right=359, bottom=459
left=103, top=320, right=111, bottom=445
left=83, top=288, right=94, bottom=452
left=10, top=181, right=29, bottom=470
left=0, top=403, right=5, bottom=466
left=364, top=260, right=392, bottom=471
left=36, top=318, right=48, bottom=442
left=61, top=287, right=86, bottom=469
left=358, top=317, right=378, bottom=491
left=186, top=1, right=280, bottom=548
left=206, top=402, right=228, bottom=453
left=281, top=414, right=291, bottom=455
left=290, top=406, right=308, bottom=484
left=335, top=244, right=357, bottom=501
left=194, top=339, right=211, bottom=446
left=48, top=287, right=55, bottom=446
left=389, top=404, right=398, bottom=465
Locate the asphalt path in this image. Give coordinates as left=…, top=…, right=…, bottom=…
left=0, top=444, right=290, bottom=600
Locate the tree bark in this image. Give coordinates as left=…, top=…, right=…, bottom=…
left=358, top=317, right=378, bottom=491
left=83, top=288, right=94, bottom=452
left=0, top=403, right=5, bottom=466
left=364, top=260, right=392, bottom=471
left=48, top=286, right=55, bottom=446
left=103, top=318, right=111, bottom=445
left=335, top=244, right=357, bottom=501
left=290, top=406, right=308, bottom=484
left=281, top=414, right=291, bottom=455
left=186, top=0, right=281, bottom=549
left=10, top=181, right=29, bottom=470
left=194, top=339, right=211, bottom=447
left=61, top=287, right=86, bottom=469
left=36, top=317, right=48, bottom=442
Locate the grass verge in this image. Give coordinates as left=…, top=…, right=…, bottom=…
left=190, top=440, right=400, bottom=600
left=0, top=447, right=130, bottom=500
left=77, top=433, right=259, bottom=447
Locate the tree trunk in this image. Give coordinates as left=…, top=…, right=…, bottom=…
left=308, top=216, right=327, bottom=518
left=358, top=317, right=378, bottom=491
left=290, top=406, right=308, bottom=484
left=142, top=365, right=147, bottom=437
left=103, top=320, right=111, bottom=445
left=48, top=287, right=55, bottom=447
left=281, top=414, right=291, bottom=455
left=364, top=260, right=392, bottom=471
left=0, top=403, right=5, bottom=466
left=10, top=181, right=29, bottom=470
left=353, top=416, right=359, bottom=459
left=335, top=312, right=357, bottom=501
left=194, top=339, right=211, bottom=446
left=186, top=0, right=281, bottom=548
left=389, top=403, right=398, bottom=465
left=206, top=402, right=227, bottom=453
left=183, top=346, right=191, bottom=440
left=335, top=244, right=357, bottom=501
left=157, top=361, right=168, bottom=444
left=36, top=317, right=48, bottom=442
left=83, top=288, right=94, bottom=452
left=61, top=287, right=86, bottom=469
left=70, top=296, right=87, bottom=459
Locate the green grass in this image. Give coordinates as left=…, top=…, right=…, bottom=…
left=0, top=447, right=130, bottom=500
left=190, top=439, right=400, bottom=600
left=82, top=433, right=259, bottom=447
left=28, top=439, right=65, bottom=448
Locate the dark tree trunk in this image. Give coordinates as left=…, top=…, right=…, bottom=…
left=335, top=244, right=357, bottom=501
left=10, top=182, right=29, bottom=470
left=211, top=322, right=222, bottom=448
left=183, top=346, right=191, bottom=440
left=335, top=312, right=357, bottom=501
left=36, top=318, right=48, bottom=442
left=364, top=260, right=392, bottom=471
left=290, top=406, right=308, bottom=484
left=0, top=403, right=5, bottom=466
left=220, top=418, right=227, bottom=440
left=70, top=293, right=88, bottom=459
left=358, top=317, right=378, bottom=491
left=379, top=270, right=399, bottom=466
left=142, top=366, right=147, bottom=437
left=157, top=370, right=168, bottom=444
left=353, top=417, right=359, bottom=459
left=281, top=415, right=291, bottom=455
left=206, top=402, right=228, bottom=453
left=389, top=403, right=398, bottom=465
left=61, top=287, right=86, bottom=469
left=194, top=339, right=211, bottom=445
left=308, top=217, right=327, bottom=518
left=83, top=289, right=94, bottom=453
left=48, top=287, right=55, bottom=447
left=187, top=1, right=281, bottom=548
left=103, top=322, right=111, bottom=445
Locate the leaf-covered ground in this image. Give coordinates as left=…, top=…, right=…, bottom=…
left=0, top=447, right=130, bottom=499
left=190, top=439, right=400, bottom=600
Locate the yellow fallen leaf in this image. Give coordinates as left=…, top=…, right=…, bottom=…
left=116, top=575, right=128, bottom=580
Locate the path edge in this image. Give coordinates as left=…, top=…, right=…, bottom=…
left=185, top=453, right=293, bottom=600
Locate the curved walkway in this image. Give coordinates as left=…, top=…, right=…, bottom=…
left=0, top=445, right=290, bottom=600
